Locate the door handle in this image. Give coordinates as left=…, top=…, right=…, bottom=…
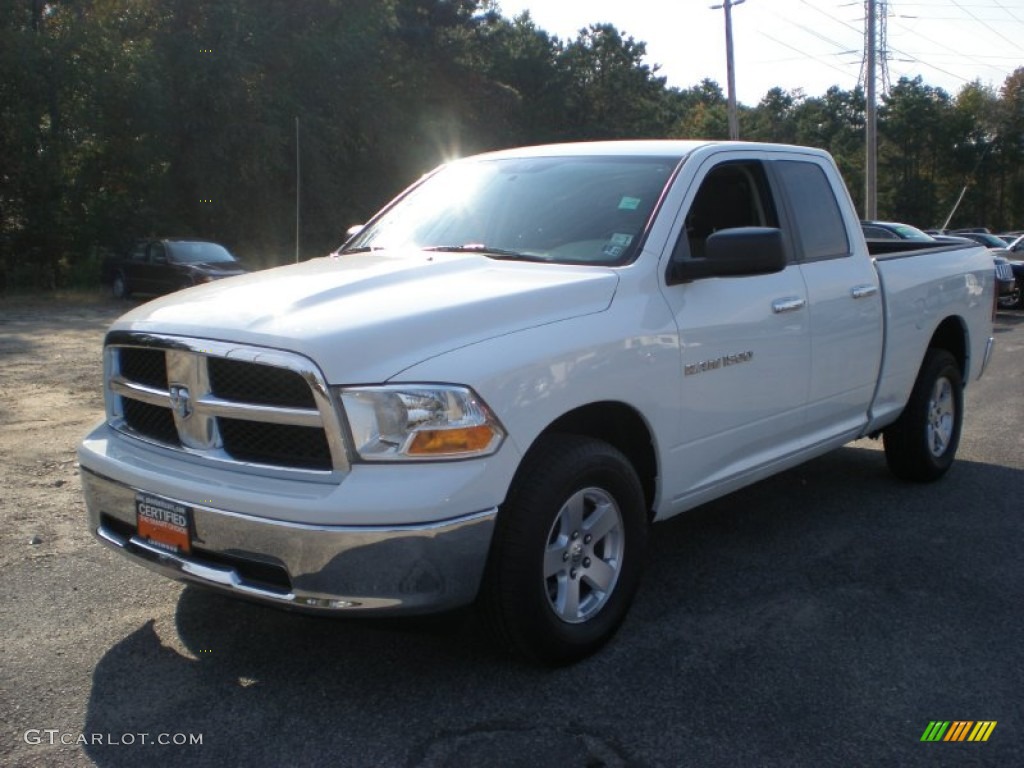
left=850, top=284, right=879, bottom=299
left=772, top=297, right=806, bottom=314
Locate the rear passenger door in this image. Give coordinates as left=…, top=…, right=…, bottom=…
left=771, top=157, right=884, bottom=443
left=659, top=155, right=811, bottom=504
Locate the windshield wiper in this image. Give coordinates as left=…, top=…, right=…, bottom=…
left=337, top=245, right=382, bottom=254
left=422, top=244, right=548, bottom=262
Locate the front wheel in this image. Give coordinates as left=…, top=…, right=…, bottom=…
left=483, top=434, right=648, bottom=664
left=883, top=349, right=963, bottom=482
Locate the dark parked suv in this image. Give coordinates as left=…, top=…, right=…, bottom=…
left=109, top=239, right=246, bottom=299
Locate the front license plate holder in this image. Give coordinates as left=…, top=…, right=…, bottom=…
left=135, top=493, right=193, bottom=555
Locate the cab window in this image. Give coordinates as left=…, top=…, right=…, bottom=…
left=676, top=161, right=778, bottom=260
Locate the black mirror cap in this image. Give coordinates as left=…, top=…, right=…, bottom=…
left=670, top=227, right=788, bottom=283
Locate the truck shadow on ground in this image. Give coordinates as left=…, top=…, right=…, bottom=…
left=81, top=444, right=1024, bottom=767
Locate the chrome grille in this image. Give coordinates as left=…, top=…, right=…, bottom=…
left=106, top=333, right=348, bottom=475
left=995, top=261, right=1014, bottom=282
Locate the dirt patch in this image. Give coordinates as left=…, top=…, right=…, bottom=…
left=0, top=294, right=128, bottom=569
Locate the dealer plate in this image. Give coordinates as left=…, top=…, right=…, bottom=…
left=135, top=493, right=192, bottom=555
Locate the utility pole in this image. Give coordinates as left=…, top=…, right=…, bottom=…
left=711, top=0, right=746, bottom=140
left=295, top=116, right=301, bottom=263
left=864, top=0, right=878, bottom=219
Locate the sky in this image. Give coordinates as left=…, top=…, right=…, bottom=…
left=496, top=0, right=1023, bottom=105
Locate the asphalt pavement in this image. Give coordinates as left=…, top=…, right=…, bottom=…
left=3, top=309, right=1022, bottom=768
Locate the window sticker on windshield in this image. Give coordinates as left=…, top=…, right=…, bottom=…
left=618, top=196, right=642, bottom=210
left=602, top=244, right=625, bottom=259
left=609, top=233, right=633, bottom=246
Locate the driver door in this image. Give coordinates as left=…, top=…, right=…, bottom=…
left=658, top=157, right=811, bottom=507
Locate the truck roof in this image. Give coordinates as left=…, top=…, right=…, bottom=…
left=471, top=140, right=834, bottom=161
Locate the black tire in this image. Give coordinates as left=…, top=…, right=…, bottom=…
left=883, top=349, right=963, bottom=482
left=111, top=272, right=130, bottom=300
left=483, top=434, right=648, bottom=665
left=997, top=286, right=1020, bottom=310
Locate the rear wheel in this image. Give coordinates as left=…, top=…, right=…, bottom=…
left=997, top=284, right=1021, bottom=309
left=883, top=349, right=963, bottom=482
left=483, top=434, right=648, bottom=664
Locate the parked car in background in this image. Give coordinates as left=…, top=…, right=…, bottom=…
left=952, top=236, right=1022, bottom=308
left=995, top=238, right=1024, bottom=309
left=860, top=220, right=936, bottom=242
left=994, top=256, right=1020, bottom=307
left=107, top=239, right=247, bottom=299
left=953, top=231, right=1013, bottom=254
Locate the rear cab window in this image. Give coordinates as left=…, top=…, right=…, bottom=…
left=771, top=160, right=851, bottom=262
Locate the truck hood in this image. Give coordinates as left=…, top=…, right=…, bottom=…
left=111, top=251, right=618, bottom=383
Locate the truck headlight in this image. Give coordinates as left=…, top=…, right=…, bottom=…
left=337, top=385, right=505, bottom=461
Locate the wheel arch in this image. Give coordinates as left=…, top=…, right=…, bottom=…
left=928, top=316, right=968, bottom=381
left=521, top=401, right=658, bottom=518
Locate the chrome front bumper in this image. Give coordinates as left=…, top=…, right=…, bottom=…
left=82, top=468, right=496, bottom=614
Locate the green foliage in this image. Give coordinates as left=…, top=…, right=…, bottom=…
left=2, top=2, right=1023, bottom=291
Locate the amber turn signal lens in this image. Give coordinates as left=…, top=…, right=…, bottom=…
left=407, top=425, right=497, bottom=456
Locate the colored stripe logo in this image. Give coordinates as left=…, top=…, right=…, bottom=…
left=920, top=721, right=997, bottom=742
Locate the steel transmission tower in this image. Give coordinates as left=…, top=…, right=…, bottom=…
left=859, top=0, right=891, bottom=94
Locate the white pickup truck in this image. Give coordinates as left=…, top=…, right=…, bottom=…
left=79, top=141, right=996, bottom=663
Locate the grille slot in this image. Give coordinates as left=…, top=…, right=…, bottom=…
left=208, top=357, right=315, bottom=408
left=106, top=336, right=345, bottom=474
left=122, top=398, right=180, bottom=446
left=219, top=418, right=332, bottom=470
left=119, top=347, right=168, bottom=389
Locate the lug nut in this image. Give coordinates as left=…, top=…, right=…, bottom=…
left=584, top=534, right=592, bottom=544
left=562, top=551, right=569, bottom=561
left=583, top=557, right=591, bottom=568
left=571, top=531, right=580, bottom=540
left=570, top=568, right=578, bottom=579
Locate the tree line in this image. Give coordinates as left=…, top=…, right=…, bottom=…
left=2, top=0, right=1022, bottom=290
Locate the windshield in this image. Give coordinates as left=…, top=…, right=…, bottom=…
left=168, top=241, right=236, bottom=264
left=344, top=155, right=680, bottom=265
left=890, top=224, right=934, bottom=241
left=971, top=233, right=1009, bottom=248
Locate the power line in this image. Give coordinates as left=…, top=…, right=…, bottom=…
left=992, top=1, right=1024, bottom=24
left=757, top=31, right=859, bottom=82
left=950, top=0, right=1021, bottom=47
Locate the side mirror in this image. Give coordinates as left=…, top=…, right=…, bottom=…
left=669, top=227, right=787, bottom=283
